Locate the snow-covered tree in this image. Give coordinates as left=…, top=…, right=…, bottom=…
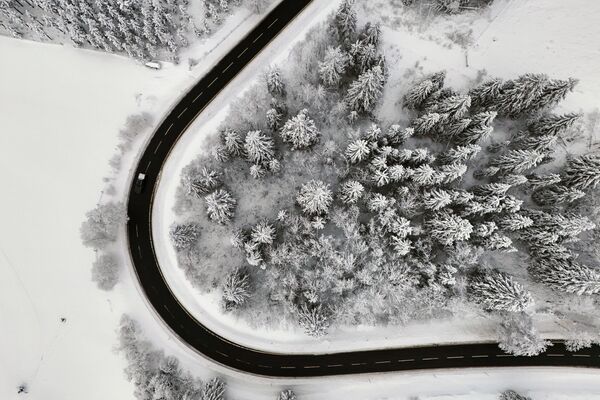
left=412, top=112, right=443, bottom=136
left=404, top=71, right=445, bottom=109
left=184, top=167, right=222, bottom=198
left=563, top=153, right=600, bottom=190
left=422, top=188, right=452, bottom=211
left=266, top=108, right=282, bottom=131
left=528, top=173, right=561, bottom=190
left=532, top=185, right=585, bottom=205
left=469, top=272, right=534, bottom=312
left=427, top=211, right=473, bottom=245
left=277, top=389, right=296, bottom=400
left=432, top=95, right=471, bottom=120
left=469, top=77, right=503, bottom=108
left=222, top=269, right=250, bottom=310
left=530, top=258, right=600, bottom=296
left=221, top=128, right=244, bottom=157
left=280, top=109, right=320, bottom=150
left=266, top=68, right=285, bottom=96
left=528, top=113, right=581, bottom=136
left=338, top=180, right=364, bottom=204
left=499, top=390, right=532, bottom=400
left=386, top=125, right=414, bottom=145
left=244, top=130, right=274, bottom=164
left=297, top=180, right=333, bottom=215
left=169, top=223, right=201, bottom=250
left=490, top=150, right=545, bottom=174
left=345, top=65, right=385, bottom=114
left=81, top=202, right=128, bottom=249
left=250, top=164, right=266, bottom=179
left=439, top=144, right=481, bottom=164
left=497, top=214, right=533, bottom=231
left=564, top=332, right=595, bottom=352
left=92, top=252, right=120, bottom=291
left=202, top=378, right=225, bottom=400
left=345, top=139, right=370, bottom=163
left=333, top=0, right=357, bottom=45
left=318, top=46, right=349, bottom=87
left=297, top=303, right=330, bottom=337
left=250, top=220, right=276, bottom=245
left=454, top=111, right=496, bottom=145
left=515, top=134, right=557, bottom=152
left=205, top=189, right=237, bottom=224
left=498, top=312, right=551, bottom=356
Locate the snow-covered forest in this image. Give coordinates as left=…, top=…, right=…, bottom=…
left=0, top=0, right=271, bottom=62
left=169, top=0, right=600, bottom=355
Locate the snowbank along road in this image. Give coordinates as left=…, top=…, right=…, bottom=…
left=126, top=0, right=600, bottom=377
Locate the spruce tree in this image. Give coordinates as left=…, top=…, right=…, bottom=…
left=427, top=211, right=473, bottom=245
left=404, top=71, right=446, bottom=110
left=338, top=180, right=364, bottom=204
left=360, top=21, right=381, bottom=47
left=563, top=153, right=600, bottom=190
left=432, top=94, right=471, bottom=120
left=532, top=185, right=585, bottom=206
left=280, top=109, right=320, bottom=150
left=169, top=223, right=201, bottom=250
left=490, top=149, right=545, bottom=174
left=386, top=125, right=414, bottom=145
left=244, top=130, right=274, bottom=164
left=422, top=188, right=452, bottom=210
left=438, top=144, right=481, bottom=164
left=515, top=134, right=557, bottom=152
left=266, top=68, right=285, bottom=96
left=345, top=139, right=370, bottom=163
left=184, top=167, right=222, bottom=198
left=297, top=303, right=330, bottom=337
left=498, top=312, right=551, bottom=356
left=222, top=270, right=250, bottom=310
left=528, top=173, right=561, bottom=190
left=469, top=77, right=503, bottom=108
left=345, top=65, right=385, bottom=113
left=297, top=180, right=333, bottom=215
left=497, top=214, right=534, bottom=231
left=205, top=189, right=237, bottom=224
left=528, top=113, right=581, bottom=136
left=469, top=272, right=534, bottom=312
left=412, top=112, right=443, bottom=136
left=318, top=46, right=349, bottom=87
left=531, top=258, right=600, bottom=295
left=334, top=0, right=357, bottom=45
left=454, top=111, right=497, bottom=145
left=221, top=129, right=244, bottom=157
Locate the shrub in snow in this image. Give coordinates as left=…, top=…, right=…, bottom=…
left=92, top=252, right=119, bottom=291
left=169, top=223, right=201, bottom=250
left=205, top=189, right=237, bottom=224
left=469, top=272, right=533, bottom=312
left=277, top=389, right=297, bottom=400
left=280, top=109, right=320, bottom=150
left=499, top=390, right=532, bottom=400
left=498, top=312, right=551, bottom=356
left=297, top=180, right=333, bottom=215
left=80, top=202, right=128, bottom=249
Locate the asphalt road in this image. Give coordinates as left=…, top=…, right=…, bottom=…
left=126, top=0, right=600, bottom=377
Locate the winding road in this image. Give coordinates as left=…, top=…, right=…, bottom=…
left=126, top=0, right=600, bottom=377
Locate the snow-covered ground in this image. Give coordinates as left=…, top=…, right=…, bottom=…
left=152, top=0, right=600, bottom=354
left=2, top=0, right=600, bottom=398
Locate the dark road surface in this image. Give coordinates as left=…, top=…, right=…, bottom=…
left=126, top=0, right=600, bottom=377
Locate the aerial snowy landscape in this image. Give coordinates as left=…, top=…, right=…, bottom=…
left=1, top=0, right=600, bottom=399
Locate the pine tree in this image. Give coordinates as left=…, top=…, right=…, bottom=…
left=528, top=113, right=581, bottom=136
left=338, top=180, right=364, bottom=204
left=249, top=164, right=266, bottom=179
left=469, top=272, right=533, bottom=312
left=250, top=220, right=276, bottom=245
left=221, top=129, right=244, bottom=156
left=500, top=390, right=532, bottom=400
left=169, top=223, right=201, bottom=250
left=244, top=130, right=274, bottom=164
left=222, top=270, right=250, bottom=310
left=427, top=211, right=473, bottom=245
left=318, top=46, right=349, bottom=87
left=403, top=71, right=445, bottom=110
left=528, top=173, right=561, bottom=190
left=469, top=77, right=503, bottom=108
left=422, top=188, right=452, bottom=210
left=498, top=312, right=551, bottom=356
left=205, top=189, right=237, bottom=224
left=531, top=258, right=600, bottom=295
left=266, top=68, right=285, bottom=96
left=360, top=21, right=381, bottom=47
left=297, top=180, right=333, bottom=215
left=515, top=134, right=557, bottom=152
left=432, top=95, right=471, bottom=120
left=386, top=125, right=414, bottom=145
left=345, top=139, right=370, bottom=163
left=345, top=65, right=385, bottom=114
left=412, top=112, right=443, bottom=136
left=454, top=111, right=497, bottom=145
left=438, top=144, right=481, bottom=164
left=497, top=214, right=534, bottom=231
left=443, top=118, right=472, bottom=139
left=184, top=167, right=222, bottom=198
left=438, top=163, right=467, bottom=184
left=532, top=185, right=585, bottom=206
left=563, top=153, right=600, bottom=190
left=297, top=303, right=330, bottom=337
left=333, top=0, right=357, bottom=45
left=491, top=150, right=545, bottom=174
left=266, top=108, right=282, bottom=131
left=280, top=109, right=320, bottom=149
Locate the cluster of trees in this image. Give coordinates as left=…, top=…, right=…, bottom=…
left=0, top=0, right=267, bottom=61
left=171, top=0, right=600, bottom=349
left=118, top=315, right=227, bottom=400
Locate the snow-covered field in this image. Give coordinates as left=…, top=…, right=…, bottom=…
left=2, top=0, right=600, bottom=399
left=153, top=0, right=600, bottom=354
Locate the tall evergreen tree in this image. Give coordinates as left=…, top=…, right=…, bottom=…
left=528, top=113, right=581, bottom=136
left=532, top=185, right=585, bottom=206
left=205, top=189, right=237, bottom=224
left=318, top=46, right=349, bottom=87
left=297, top=180, right=333, bottom=215
left=490, top=149, right=545, bottom=174
left=333, top=0, right=357, bottom=45
left=563, top=153, right=600, bottom=190
left=469, top=272, right=534, bottom=312
left=280, top=109, right=320, bottom=149
left=169, top=223, right=201, bottom=250
left=345, top=65, right=385, bottom=113
left=531, top=258, right=600, bottom=295
left=244, top=130, right=274, bottom=164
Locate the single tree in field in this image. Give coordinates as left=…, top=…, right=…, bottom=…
left=345, top=65, right=385, bottom=114
left=333, top=0, right=357, bottom=45
left=490, top=149, right=545, bottom=174
left=297, top=180, right=333, bottom=215
left=205, top=189, right=237, bottom=224
left=318, top=46, right=349, bottom=87
left=81, top=202, right=128, bottom=249
left=427, top=211, right=473, bottom=246
left=266, top=68, right=285, bottom=96
left=244, top=130, right=274, bottom=164
left=222, top=269, right=250, bottom=310
left=498, top=312, right=551, bottom=356
left=297, top=303, right=330, bottom=337
left=528, top=113, right=581, bottom=136
left=563, top=153, right=600, bottom=190
left=499, top=390, right=532, bottom=400
left=169, top=223, right=201, bottom=250
left=469, top=272, right=534, bottom=312
left=280, top=109, right=320, bottom=150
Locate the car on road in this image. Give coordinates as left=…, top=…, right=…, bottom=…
left=134, top=173, right=146, bottom=194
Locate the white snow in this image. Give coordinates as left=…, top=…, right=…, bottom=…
left=152, top=0, right=600, bottom=354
